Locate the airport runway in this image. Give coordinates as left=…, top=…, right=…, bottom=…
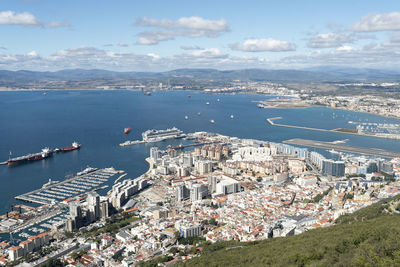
left=283, top=138, right=400, bottom=158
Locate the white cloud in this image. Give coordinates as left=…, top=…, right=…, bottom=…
left=180, top=45, right=203, bottom=50
left=147, top=53, right=160, bottom=60
left=0, top=10, right=70, bottom=28
left=308, top=32, right=354, bottom=48
left=0, top=10, right=71, bottom=28
left=137, top=30, right=177, bottom=45
left=351, top=12, right=400, bottom=32
left=188, top=48, right=228, bottom=58
left=47, top=21, right=70, bottom=28
left=0, top=46, right=271, bottom=71
left=336, top=45, right=354, bottom=52
left=281, top=38, right=400, bottom=68
left=136, top=16, right=229, bottom=45
left=136, top=16, right=229, bottom=32
left=0, top=11, right=41, bottom=26
left=118, top=42, right=128, bottom=47
left=26, top=50, right=39, bottom=57
left=230, top=38, right=296, bottom=52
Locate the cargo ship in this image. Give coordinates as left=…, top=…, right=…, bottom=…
left=7, top=148, right=53, bottom=166
left=124, top=128, right=131, bottom=134
left=54, top=142, right=81, bottom=152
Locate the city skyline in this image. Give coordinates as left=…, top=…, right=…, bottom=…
left=0, top=0, right=400, bottom=71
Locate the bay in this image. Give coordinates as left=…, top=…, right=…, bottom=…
left=1, top=90, right=400, bottom=216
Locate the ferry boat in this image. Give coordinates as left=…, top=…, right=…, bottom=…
left=142, top=127, right=185, bottom=142
left=124, top=128, right=131, bottom=134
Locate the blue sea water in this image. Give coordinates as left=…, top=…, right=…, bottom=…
left=1, top=90, right=400, bottom=215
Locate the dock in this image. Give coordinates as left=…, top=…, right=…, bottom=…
left=15, top=168, right=118, bottom=205
left=166, top=141, right=221, bottom=150
left=119, top=140, right=145, bottom=147
left=283, top=138, right=400, bottom=158
left=114, top=173, right=127, bottom=184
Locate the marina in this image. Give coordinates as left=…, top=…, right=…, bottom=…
left=283, top=138, right=400, bottom=158
left=15, top=167, right=118, bottom=205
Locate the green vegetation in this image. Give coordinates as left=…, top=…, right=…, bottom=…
left=137, top=255, right=174, bottom=267
left=177, top=195, right=400, bottom=266
left=41, top=258, right=65, bottom=267
left=84, top=213, right=139, bottom=237
left=178, top=236, right=206, bottom=245
left=312, top=186, right=332, bottom=203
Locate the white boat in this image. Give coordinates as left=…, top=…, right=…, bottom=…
left=217, top=99, right=220, bottom=102
left=185, top=115, right=189, bottom=120
left=206, top=102, right=210, bottom=105
left=197, top=112, right=201, bottom=116
left=230, top=115, right=234, bottom=119
left=328, top=149, right=340, bottom=154
left=210, top=119, right=215, bottom=123
left=42, top=178, right=60, bottom=189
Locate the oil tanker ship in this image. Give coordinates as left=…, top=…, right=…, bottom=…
left=5, top=142, right=81, bottom=166
left=7, top=148, right=53, bottom=166
left=54, top=142, right=81, bottom=152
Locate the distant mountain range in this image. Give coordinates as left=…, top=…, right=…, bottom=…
left=0, top=68, right=399, bottom=89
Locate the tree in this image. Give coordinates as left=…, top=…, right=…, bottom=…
left=64, top=231, right=74, bottom=238
left=169, top=247, right=178, bottom=254
left=70, top=252, right=79, bottom=261
left=209, top=218, right=218, bottom=226
left=44, top=258, right=64, bottom=267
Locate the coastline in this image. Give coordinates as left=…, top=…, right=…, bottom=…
left=145, top=157, right=153, bottom=174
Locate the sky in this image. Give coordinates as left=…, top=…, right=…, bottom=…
left=0, top=0, right=400, bottom=71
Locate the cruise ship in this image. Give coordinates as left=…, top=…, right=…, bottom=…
left=142, top=127, right=185, bottom=142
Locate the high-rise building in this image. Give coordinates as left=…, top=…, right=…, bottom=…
left=322, top=160, right=345, bottom=177
left=190, top=183, right=208, bottom=202
left=87, top=192, right=100, bottom=223
left=195, top=160, right=212, bottom=175
left=176, top=184, right=190, bottom=202
left=150, top=147, right=161, bottom=161
left=208, top=175, right=217, bottom=193
left=183, top=154, right=193, bottom=167
left=179, top=223, right=202, bottom=238
left=216, top=179, right=241, bottom=195
left=100, top=199, right=109, bottom=219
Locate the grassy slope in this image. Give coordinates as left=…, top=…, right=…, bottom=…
left=180, top=195, right=400, bottom=267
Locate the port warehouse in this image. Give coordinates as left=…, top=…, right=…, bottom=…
left=15, top=168, right=118, bottom=205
